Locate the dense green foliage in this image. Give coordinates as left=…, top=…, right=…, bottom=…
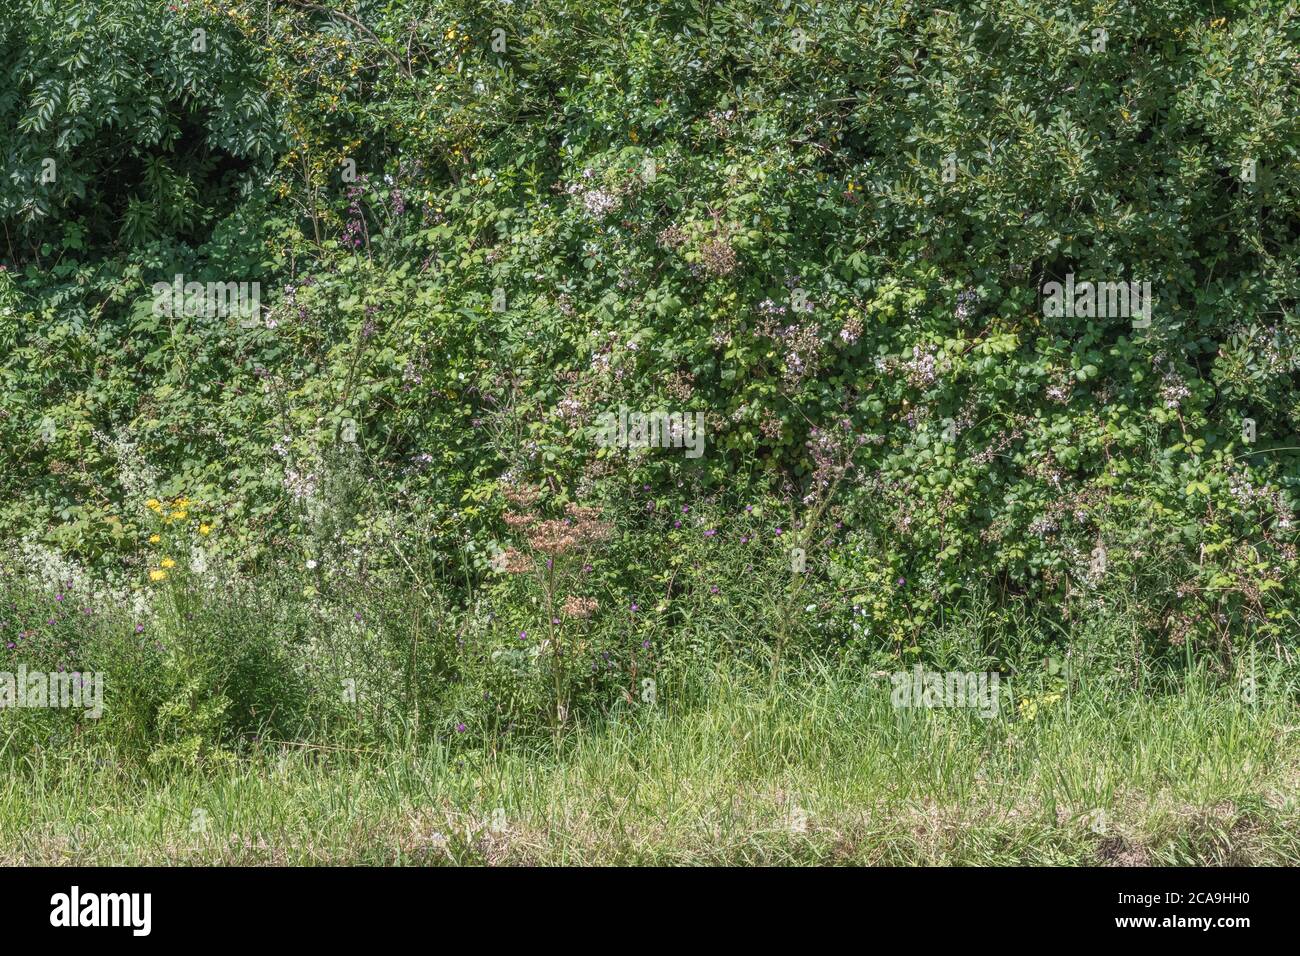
left=2, top=0, right=1299, bottom=763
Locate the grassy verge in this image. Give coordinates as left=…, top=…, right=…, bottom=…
left=4, top=662, right=1297, bottom=865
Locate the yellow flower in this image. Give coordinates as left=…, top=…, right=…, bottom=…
left=149, top=534, right=161, bottom=544
left=199, top=524, right=212, bottom=536
left=147, top=499, right=162, bottom=512
left=160, top=558, right=176, bottom=569
left=149, top=569, right=168, bottom=582
left=171, top=510, right=188, bottom=520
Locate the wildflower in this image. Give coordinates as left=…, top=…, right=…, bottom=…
left=455, top=723, right=467, bottom=733
left=149, top=534, right=161, bottom=544
left=562, top=595, right=599, bottom=619
left=498, top=548, right=534, bottom=574
left=199, top=524, right=212, bottom=536
left=306, top=559, right=318, bottom=570
left=149, top=570, right=167, bottom=581
left=160, top=558, right=176, bottom=569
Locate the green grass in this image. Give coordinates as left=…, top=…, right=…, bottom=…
left=4, top=661, right=1297, bottom=865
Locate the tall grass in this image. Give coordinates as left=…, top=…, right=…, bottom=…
left=2, top=657, right=1295, bottom=864
left=3, top=513, right=1298, bottom=864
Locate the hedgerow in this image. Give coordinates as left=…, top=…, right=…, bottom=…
left=2, top=0, right=1299, bottom=702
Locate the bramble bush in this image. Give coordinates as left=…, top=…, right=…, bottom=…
left=2, top=0, right=1299, bottom=756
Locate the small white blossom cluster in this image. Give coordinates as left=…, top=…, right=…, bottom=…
left=1227, top=471, right=1294, bottom=529
left=1159, top=375, right=1191, bottom=410
left=565, top=168, right=619, bottom=221
left=905, top=344, right=939, bottom=388
left=557, top=396, right=584, bottom=421
left=1028, top=514, right=1059, bottom=537
left=92, top=427, right=159, bottom=507
left=955, top=288, right=978, bottom=322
